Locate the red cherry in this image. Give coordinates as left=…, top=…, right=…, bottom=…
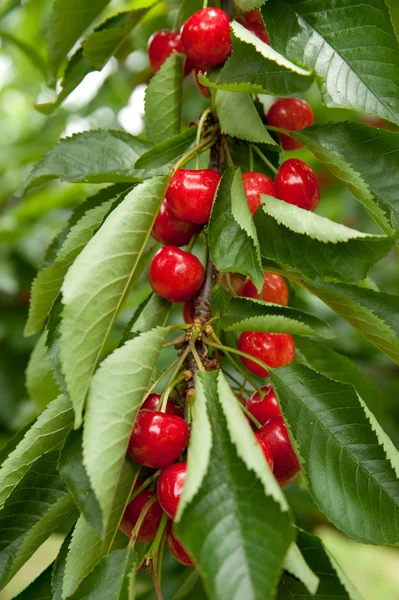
left=239, top=10, right=270, bottom=45
left=128, top=409, right=189, bottom=469
left=257, top=417, right=300, bottom=486
left=247, top=385, right=281, bottom=425
left=238, top=332, right=295, bottom=377
left=142, top=393, right=181, bottom=417
left=120, top=485, right=163, bottom=542
left=275, top=159, right=320, bottom=211
left=149, top=246, right=205, bottom=303
left=254, top=433, right=274, bottom=470
left=267, top=98, right=314, bottom=150
left=242, top=172, right=276, bottom=216
left=166, top=169, right=221, bottom=224
left=183, top=299, right=195, bottom=323
left=157, top=462, right=187, bottom=519
left=147, top=29, right=193, bottom=75
left=194, top=67, right=210, bottom=98
left=151, top=200, right=198, bottom=247
left=181, top=8, right=232, bottom=70
left=166, top=523, right=194, bottom=566
left=221, top=272, right=246, bottom=296
left=240, top=272, right=288, bottom=306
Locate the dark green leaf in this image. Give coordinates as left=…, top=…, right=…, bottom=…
left=134, top=128, right=197, bottom=171
left=262, top=0, right=399, bottom=124
left=12, top=563, right=53, bottom=599
left=51, top=530, right=73, bottom=600
left=270, top=363, right=399, bottom=545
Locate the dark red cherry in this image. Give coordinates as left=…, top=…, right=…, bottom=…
left=157, top=462, right=187, bottom=519
left=181, top=8, right=232, bottom=70
left=254, top=433, right=274, bottom=470
left=151, top=200, right=198, bottom=247
left=120, top=485, right=163, bottom=542
left=240, top=272, right=288, bottom=306
left=267, top=98, right=314, bottom=150
left=194, top=67, right=210, bottom=98
left=238, top=332, right=295, bottom=377
left=247, top=385, right=281, bottom=425
left=239, top=9, right=270, bottom=45
left=166, top=169, right=221, bottom=224
left=149, top=246, right=205, bottom=303
left=166, top=523, right=194, bottom=566
left=275, top=159, right=320, bottom=211
left=142, top=393, right=181, bottom=417
left=257, top=417, right=300, bottom=486
left=242, top=172, right=276, bottom=216
left=147, top=29, right=193, bottom=75
left=183, top=299, right=195, bottom=323
left=128, top=409, right=189, bottom=469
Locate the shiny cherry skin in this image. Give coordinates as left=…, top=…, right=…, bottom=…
left=257, top=417, right=300, bottom=486
left=181, top=8, right=232, bottom=70
left=247, top=385, right=281, bottom=425
left=166, top=169, right=221, bottom=224
left=120, top=485, right=163, bottom=542
left=166, top=523, right=195, bottom=566
left=151, top=200, right=198, bottom=247
left=183, top=299, right=195, bottom=323
left=194, top=67, right=210, bottom=98
left=254, top=433, right=274, bottom=470
left=240, top=272, right=288, bottom=306
left=239, top=10, right=270, bottom=45
left=242, top=172, right=276, bottom=216
left=149, top=246, right=205, bottom=303
left=147, top=29, right=193, bottom=75
left=267, top=98, right=314, bottom=150
left=142, top=393, right=181, bottom=417
left=128, top=409, right=189, bottom=469
left=157, top=462, right=187, bottom=519
left=238, top=332, right=295, bottom=377
left=275, top=159, right=320, bottom=211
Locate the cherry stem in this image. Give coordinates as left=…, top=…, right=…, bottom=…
left=265, top=124, right=296, bottom=138
left=130, top=495, right=158, bottom=546
left=172, top=133, right=217, bottom=176
left=163, top=334, right=187, bottom=347
left=143, top=357, right=180, bottom=400
left=196, top=107, right=212, bottom=169
left=129, top=470, right=161, bottom=503
left=226, top=272, right=237, bottom=296
left=186, top=230, right=199, bottom=253
left=224, top=139, right=234, bottom=167
left=160, top=346, right=191, bottom=412
left=203, top=0, right=209, bottom=8
left=190, top=338, right=205, bottom=371
left=239, top=402, right=262, bottom=429
left=250, top=145, right=278, bottom=176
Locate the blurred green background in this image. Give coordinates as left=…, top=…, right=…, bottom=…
left=0, top=0, right=398, bottom=598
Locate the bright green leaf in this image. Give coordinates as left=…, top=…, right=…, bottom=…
left=26, top=332, right=60, bottom=412
left=235, top=0, right=266, bottom=10
left=134, top=128, right=197, bottom=171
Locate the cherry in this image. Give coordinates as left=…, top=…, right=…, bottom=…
left=120, top=485, right=163, bottom=542
left=147, top=29, right=193, bottom=75
left=275, top=159, right=320, bottom=211
left=239, top=10, right=270, bottom=45
left=166, top=169, right=221, bottom=224
left=151, top=200, right=198, bottom=247
left=238, top=332, right=295, bottom=377
left=236, top=393, right=252, bottom=426
left=194, top=67, right=210, bottom=98
left=166, top=523, right=194, bottom=566
left=181, top=8, right=232, bottom=70
left=183, top=299, right=195, bottom=324
left=142, top=393, right=181, bottom=417
left=257, top=417, right=300, bottom=486
left=242, top=172, right=276, bottom=216
left=247, top=385, right=281, bottom=425
left=149, top=246, right=205, bottom=303
left=267, top=98, right=314, bottom=150
left=254, top=433, right=274, bottom=470
left=157, top=462, right=187, bottom=519
left=221, top=272, right=246, bottom=296
left=128, top=409, right=189, bottom=469
left=240, top=272, right=288, bottom=306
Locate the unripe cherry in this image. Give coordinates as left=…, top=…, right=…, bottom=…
left=120, top=485, right=163, bottom=542
left=166, top=169, right=221, bottom=224
left=142, top=393, right=181, bottom=416
left=151, top=200, right=198, bottom=247
left=147, top=29, right=193, bottom=75
left=149, top=246, right=205, bottom=303
left=157, top=462, right=187, bottom=519
left=242, top=172, right=276, bottom=216
left=275, top=159, right=320, bottom=211
left=238, top=332, right=295, bottom=377
left=181, top=8, right=232, bottom=70
left=247, top=385, right=281, bottom=425
left=267, top=98, right=314, bottom=150
left=166, top=523, right=195, bottom=566
left=240, top=272, right=288, bottom=306
left=257, top=417, right=300, bottom=486
left=254, top=433, right=274, bottom=470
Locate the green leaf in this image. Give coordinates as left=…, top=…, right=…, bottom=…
left=134, top=128, right=197, bottom=171
left=283, top=542, right=319, bottom=596
left=121, top=292, right=171, bottom=344
left=204, top=22, right=313, bottom=96
left=209, top=167, right=263, bottom=289
left=68, top=547, right=136, bottom=600
left=294, top=122, right=399, bottom=233
left=255, top=199, right=396, bottom=283
left=176, top=370, right=294, bottom=600
left=60, top=176, right=167, bottom=427
left=270, top=363, right=399, bottom=545
left=26, top=332, right=60, bottom=412
left=215, top=90, right=278, bottom=145
left=83, top=327, right=167, bottom=530
left=51, top=530, right=73, bottom=600
left=235, top=0, right=266, bottom=10
left=18, top=131, right=156, bottom=196
left=0, top=453, right=77, bottom=588
left=278, top=529, right=363, bottom=600
left=25, top=185, right=129, bottom=336
left=303, top=281, right=399, bottom=366
left=145, top=52, right=184, bottom=143
left=62, top=459, right=138, bottom=597
left=58, top=429, right=103, bottom=538
left=0, top=31, right=46, bottom=77
left=46, top=0, right=111, bottom=82
left=0, top=395, right=73, bottom=507
left=220, top=296, right=334, bottom=338
left=12, top=563, right=53, bottom=599
left=262, top=0, right=399, bottom=124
